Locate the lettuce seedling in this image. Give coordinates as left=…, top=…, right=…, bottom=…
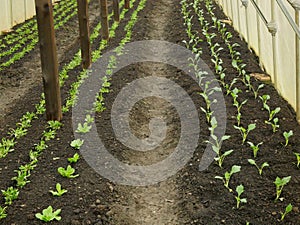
left=11, top=170, right=30, bottom=187
left=1, top=187, right=19, bottom=205
left=247, top=159, right=269, bottom=175
left=294, top=152, right=300, bottom=168
left=85, top=114, right=94, bottom=124
left=47, top=120, right=62, bottom=130
left=58, top=165, right=79, bottom=178
left=247, top=141, right=263, bottom=158
left=235, top=184, right=247, bottom=209
left=35, top=206, right=61, bottom=222
left=76, top=122, right=92, bottom=133
left=70, top=139, right=84, bottom=150
left=274, top=176, right=291, bottom=202
left=0, top=206, right=7, bottom=219
left=283, top=130, right=293, bottom=146
left=215, top=165, right=241, bottom=192
left=49, top=183, right=67, bottom=197
left=68, top=153, right=80, bottom=163
left=280, top=203, right=293, bottom=221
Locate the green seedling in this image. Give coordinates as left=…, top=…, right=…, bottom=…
left=11, top=170, right=30, bottom=187
left=9, top=127, right=27, bottom=139
left=35, top=206, right=61, bottom=222
left=35, top=140, right=48, bottom=153
left=280, top=203, right=293, bottom=221
left=42, top=130, right=56, bottom=141
left=215, top=165, right=241, bottom=192
left=85, top=114, right=94, bottom=124
left=76, top=122, right=92, bottom=133
left=235, top=184, right=247, bottom=209
left=294, top=152, right=300, bottom=168
left=252, top=84, right=264, bottom=99
left=68, top=153, right=80, bottom=163
left=214, top=149, right=234, bottom=168
left=274, top=176, right=291, bottom=202
left=58, top=165, right=79, bottom=178
left=267, top=107, right=280, bottom=122
left=234, top=123, right=256, bottom=144
left=234, top=99, right=247, bottom=126
left=225, top=78, right=237, bottom=95
left=0, top=138, right=15, bottom=158
left=49, top=183, right=67, bottom=197
left=0, top=206, right=7, bottom=219
left=265, top=117, right=279, bottom=133
left=70, top=139, right=84, bottom=150
left=247, top=141, right=263, bottom=158
left=259, top=94, right=270, bottom=108
left=247, top=159, right=269, bottom=175
left=1, top=187, right=19, bottom=205
left=283, top=130, right=293, bottom=146
left=47, top=120, right=62, bottom=130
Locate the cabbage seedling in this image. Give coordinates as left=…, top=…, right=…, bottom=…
left=49, top=183, right=67, bottom=197
left=274, top=176, right=291, bottom=202
left=35, top=206, right=61, bottom=222
left=234, top=123, right=256, bottom=144
left=1, top=187, right=19, bottom=205
left=280, top=203, right=293, bottom=221
left=215, top=165, right=241, bottom=192
left=247, top=141, right=263, bottom=158
left=283, top=130, right=293, bottom=146
left=247, top=159, right=269, bottom=175
left=235, top=184, right=247, bottom=209
left=293, top=152, right=300, bottom=168
left=214, top=149, right=234, bottom=168
left=252, top=84, right=264, bottom=99
left=58, top=165, right=79, bottom=178
left=267, top=107, right=280, bottom=122
left=70, top=139, right=84, bottom=150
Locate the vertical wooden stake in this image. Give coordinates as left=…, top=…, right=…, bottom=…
left=35, top=0, right=62, bottom=121
left=125, top=0, right=130, bottom=9
left=113, top=0, right=120, bottom=22
left=77, top=0, right=91, bottom=69
left=100, top=0, right=109, bottom=40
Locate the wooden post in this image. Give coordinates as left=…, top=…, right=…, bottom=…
left=125, top=0, right=130, bottom=9
left=100, top=0, right=109, bottom=40
left=77, top=0, right=91, bottom=69
left=35, top=0, right=62, bottom=121
left=113, top=0, right=120, bottom=22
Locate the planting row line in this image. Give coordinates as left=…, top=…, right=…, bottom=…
left=181, top=0, right=295, bottom=222
left=0, top=1, right=128, bottom=160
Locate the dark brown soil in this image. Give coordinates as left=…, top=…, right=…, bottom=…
left=0, top=0, right=300, bottom=224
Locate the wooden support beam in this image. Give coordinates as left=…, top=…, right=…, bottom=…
left=77, top=0, right=91, bottom=69
left=35, top=0, right=62, bottom=121
left=100, top=0, right=109, bottom=40
left=125, top=0, right=130, bottom=9
left=113, top=0, right=120, bottom=22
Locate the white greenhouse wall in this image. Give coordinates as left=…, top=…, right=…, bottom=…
left=0, top=0, right=57, bottom=33
left=216, top=0, right=300, bottom=122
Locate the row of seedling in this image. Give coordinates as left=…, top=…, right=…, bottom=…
left=0, top=1, right=135, bottom=219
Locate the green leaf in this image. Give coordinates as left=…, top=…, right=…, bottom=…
left=236, top=184, right=244, bottom=196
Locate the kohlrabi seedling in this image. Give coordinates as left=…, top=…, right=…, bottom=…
left=235, top=184, right=247, bottom=209
left=247, top=159, right=269, bottom=175
left=265, top=117, right=279, bottom=133
left=280, top=203, right=293, bottom=221
left=247, top=141, right=263, bottom=158
left=70, top=139, right=84, bottom=150
left=215, top=165, right=241, bottom=192
left=234, top=123, right=256, bottom=144
left=58, top=165, right=79, bottom=178
left=294, top=152, right=300, bottom=168
left=35, top=206, right=61, bottom=222
left=274, top=176, right=291, bottom=202
left=283, top=130, right=293, bottom=146
left=49, top=183, right=67, bottom=197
